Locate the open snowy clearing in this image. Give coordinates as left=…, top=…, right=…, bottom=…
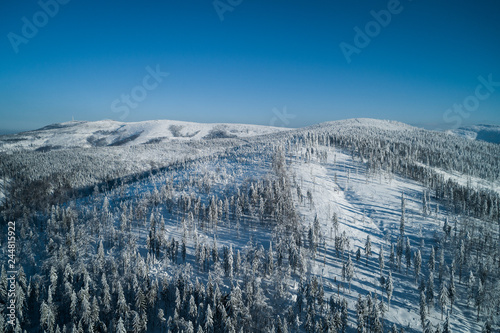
left=290, top=147, right=486, bottom=332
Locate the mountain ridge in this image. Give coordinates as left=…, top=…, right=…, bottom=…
left=0, top=118, right=428, bottom=153
left=2, top=118, right=499, bottom=153
left=447, top=124, right=500, bottom=144
left=0, top=119, right=290, bottom=152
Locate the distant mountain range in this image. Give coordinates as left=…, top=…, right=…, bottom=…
left=0, top=119, right=290, bottom=152
left=1, top=119, right=499, bottom=153
left=446, top=124, right=500, bottom=144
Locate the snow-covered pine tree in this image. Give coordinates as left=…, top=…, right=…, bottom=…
left=386, top=271, right=393, bottom=309
left=400, top=193, right=405, bottom=237
left=116, top=317, right=127, bottom=333
left=332, top=212, right=339, bottom=238
left=266, top=242, right=274, bottom=276
left=365, top=235, right=372, bottom=265
left=389, top=243, right=395, bottom=269
left=439, top=282, right=449, bottom=320
left=394, top=237, right=402, bottom=272
left=438, top=249, right=445, bottom=284
left=345, top=255, right=354, bottom=292
left=448, top=270, right=455, bottom=314
left=405, top=238, right=411, bottom=274
left=428, top=246, right=435, bottom=273
left=419, top=290, right=427, bottom=330
left=414, top=249, right=422, bottom=283
left=426, top=272, right=434, bottom=312
left=467, top=271, right=475, bottom=306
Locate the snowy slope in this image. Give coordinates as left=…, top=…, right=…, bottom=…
left=67, top=141, right=489, bottom=332
left=290, top=147, right=485, bottom=331
left=414, top=161, right=500, bottom=196
left=0, top=119, right=290, bottom=152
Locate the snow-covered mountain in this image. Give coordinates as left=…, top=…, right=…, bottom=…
left=447, top=124, right=500, bottom=144
left=0, top=119, right=290, bottom=152
left=0, top=117, right=441, bottom=153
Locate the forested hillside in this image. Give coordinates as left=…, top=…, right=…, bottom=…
left=0, top=119, right=498, bottom=332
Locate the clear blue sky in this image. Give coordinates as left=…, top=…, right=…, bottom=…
left=1, top=0, right=500, bottom=133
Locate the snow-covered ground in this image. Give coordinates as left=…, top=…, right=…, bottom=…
left=289, top=147, right=485, bottom=331
left=85, top=143, right=489, bottom=331
left=415, top=161, right=500, bottom=196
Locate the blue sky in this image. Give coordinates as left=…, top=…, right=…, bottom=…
left=1, top=0, right=499, bottom=133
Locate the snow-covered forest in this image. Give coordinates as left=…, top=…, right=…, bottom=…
left=0, top=118, right=499, bottom=332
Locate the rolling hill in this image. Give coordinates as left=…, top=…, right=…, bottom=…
left=0, top=119, right=290, bottom=152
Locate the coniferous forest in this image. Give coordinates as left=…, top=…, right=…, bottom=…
left=0, top=119, right=499, bottom=332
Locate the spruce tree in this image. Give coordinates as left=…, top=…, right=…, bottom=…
left=419, top=291, right=427, bottom=329
left=389, top=243, right=395, bottom=269
left=405, top=238, right=411, bottom=274
left=345, top=255, right=354, bottom=292
left=116, top=317, right=127, bottom=333
left=400, top=193, right=406, bottom=237
left=365, top=235, right=372, bottom=265
left=386, top=272, right=393, bottom=309
left=226, top=244, right=234, bottom=279
left=439, top=283, right=449, bottom=320
left=448, top=270, right=456, bottom=314
left=428, top=247, right=435, bottom=273
left=414, top=250, right=422, bottom=283
left=426, top=272, right=434, bottom=311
